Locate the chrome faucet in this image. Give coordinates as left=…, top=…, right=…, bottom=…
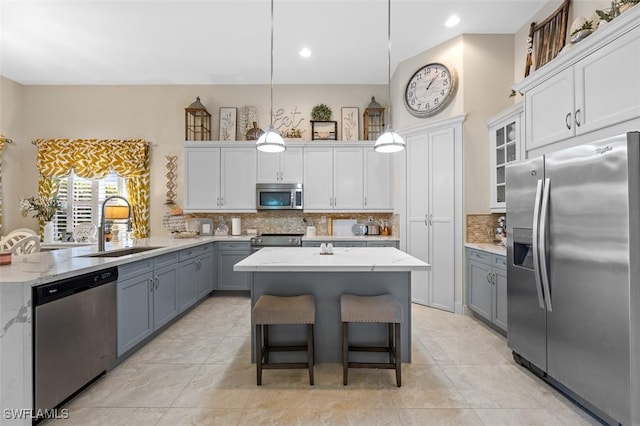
left=98, top=196, right=132, bottom=252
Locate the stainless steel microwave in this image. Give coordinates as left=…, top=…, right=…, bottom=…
left=256, top=183, right=303, bottom=210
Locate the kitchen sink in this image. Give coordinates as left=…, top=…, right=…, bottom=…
left=79, top=246, right=165, bottom=258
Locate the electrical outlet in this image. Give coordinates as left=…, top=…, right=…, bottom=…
left=367, top=216, right=373, bottom=223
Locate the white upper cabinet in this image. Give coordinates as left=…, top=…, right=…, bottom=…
left=303, top=147, right=335, bottom=210
left=525, top=67, right=574, bottom=150
left=184, top=143, right=256, bottom=212
left=333, top=147, right=364, bottom=210
left=220, top=147, right=256, bottom=210
left=574, top=26, right=640, bottom=135
left=185, top=141, right=393, bottom=213
left=364, top=147, right=393, bottom=211
left=515, top=9, right=640, bottom=153
left=257, top=147, right=303, bottom=183
left=184, top=147, right=221, bottom=212
left=303, top=144, right=391, bottom=212
left=487, top=103, right=523, bottom=212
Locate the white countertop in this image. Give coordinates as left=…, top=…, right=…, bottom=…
left=234, top=246, right=429, bottom=272
left=0, top=235, right=251, bottom=286
left=464, top=242, right=506, bottom=256
left=302, top=235, right=399, bottom=242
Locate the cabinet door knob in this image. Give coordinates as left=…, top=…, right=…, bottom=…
left=565, top=112, right=572, bottom=130
left=486, top=272, right=492, bottom=284
left=149, top=278, right=154, bottom=292
left=575, top=109, right=582, bottom=127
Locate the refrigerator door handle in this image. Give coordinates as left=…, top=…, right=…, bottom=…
left=532, top=178, right=546, bottom=310
left=539, top=177, right=553, bottom=312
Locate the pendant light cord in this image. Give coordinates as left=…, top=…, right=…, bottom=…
left=387, top=0, right=392, bottom=129
left=270, top=0, right=275, bottom=128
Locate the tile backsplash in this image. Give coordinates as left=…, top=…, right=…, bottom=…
left=466, top=213, right=506, bottom=243
left=180, top=211, right=399, bottom=237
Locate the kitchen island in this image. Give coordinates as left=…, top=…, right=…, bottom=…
left=234, top=247, right=430, bottom=363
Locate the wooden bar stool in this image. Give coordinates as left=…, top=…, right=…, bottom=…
left=340, top=293, right=402, bottom=387
left=252, top=294, right=315, bottom=386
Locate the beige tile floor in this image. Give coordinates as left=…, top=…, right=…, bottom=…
left=51, top=294, right=601, bottom=425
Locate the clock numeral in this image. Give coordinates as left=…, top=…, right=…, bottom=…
left=441, top=71, right=446, bottom=77
left=426, top=67, right=432, bottom=74
left=440, top=90, right=445, bottom=96
left=410, top=82, right=416, bottom=89
left=434, top=98, right=439, bottom=104
left=408, top=91, right=414, bottom=97
left=417, top=73, right=423, bottom=80
left=411, top=99, right=415, bottom=106
left=426, top=103, right=430, bottom=109
left=443, top=79, right=448, bottom=86
left=416, top=103, right=422, bottom=110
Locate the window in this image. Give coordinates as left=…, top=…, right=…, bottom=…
left=55, top=172, right=127, bottom=238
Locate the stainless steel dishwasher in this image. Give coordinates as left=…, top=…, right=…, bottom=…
left=33, top=267, right=118, bottom=415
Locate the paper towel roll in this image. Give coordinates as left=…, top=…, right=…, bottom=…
left=232, top=218, right=241, bottom=236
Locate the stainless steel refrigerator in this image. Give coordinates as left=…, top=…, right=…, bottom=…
left=506, top=132, right=640, bottom=426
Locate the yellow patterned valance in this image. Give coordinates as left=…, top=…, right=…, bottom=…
left=34, top=139, right=148, bottom=179
left=33, top=139, right=151, bottom=238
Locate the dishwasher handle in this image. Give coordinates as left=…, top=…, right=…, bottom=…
left=33, top=267, right=119, bottom=306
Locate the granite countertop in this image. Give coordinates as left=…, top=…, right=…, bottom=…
left=302, top=235, right=399, bottom=241
left=234, top=246, right=429, bottom=272
left=0, top=235, right=251, bottom=287
left=464, top=242, right=506, bottom=256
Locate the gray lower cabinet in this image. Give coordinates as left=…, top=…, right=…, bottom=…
left=217, top=241, right=252, bottom=290
left=117, top=252, right=179, bottom=356
left=196, top=245, right=214, bottom=298
left=466, top=248, right=507, bottom=332
left=178, top=243, right=214, bottom=312
left=365, top=240, right=400, bottom=248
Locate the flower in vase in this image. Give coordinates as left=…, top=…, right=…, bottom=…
left=20, top=195, right=62, bottom=222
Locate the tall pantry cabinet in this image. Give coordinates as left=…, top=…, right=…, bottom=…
left=402, top=116, right=464, bottom=312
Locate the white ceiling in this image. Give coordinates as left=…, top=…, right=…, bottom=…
left=0, top=0, right=547, bottom=85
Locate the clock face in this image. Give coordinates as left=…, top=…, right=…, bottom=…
left=404, top=63, right=458, bottom=118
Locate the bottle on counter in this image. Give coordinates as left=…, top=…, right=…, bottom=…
left=381, top=221, right=390, bottom=236
left=215, top=216, right=229, bottom=236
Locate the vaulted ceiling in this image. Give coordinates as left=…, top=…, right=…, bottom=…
left=0, top=0, right=547, bottom=85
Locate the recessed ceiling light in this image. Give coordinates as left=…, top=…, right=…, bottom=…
left=299, top=47, right=311, bottom=58
left=445, top=15, right=460, bottom=28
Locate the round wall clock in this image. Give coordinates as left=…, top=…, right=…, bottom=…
left=404, top=62, right=458, bottom=118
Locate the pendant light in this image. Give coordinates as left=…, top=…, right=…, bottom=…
left=256, top=0, right=286, bottom=153
left=374, top=0, right=405, bottom=153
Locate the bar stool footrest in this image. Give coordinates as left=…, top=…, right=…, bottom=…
left=348, top=362, right=397, bottom=369
left=261, top=363, right=310, bottom=370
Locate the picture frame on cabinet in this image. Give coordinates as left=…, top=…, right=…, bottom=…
left=341, top=107, right=359, bottom=141
left=311, top=120, right=337, bottom=140
left=219, top=107, right=237, bottom=141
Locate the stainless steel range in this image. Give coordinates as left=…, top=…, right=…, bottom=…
left=250, top=233, right=303, bottom=250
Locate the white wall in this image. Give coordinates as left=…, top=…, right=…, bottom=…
left=0, top=76, right=26, bottom=233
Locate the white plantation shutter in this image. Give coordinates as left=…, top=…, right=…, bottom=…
left=54, top=172, right=127, bottom=239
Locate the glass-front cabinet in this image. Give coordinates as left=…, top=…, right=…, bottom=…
left=487, top=102, right=523, bottom=212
